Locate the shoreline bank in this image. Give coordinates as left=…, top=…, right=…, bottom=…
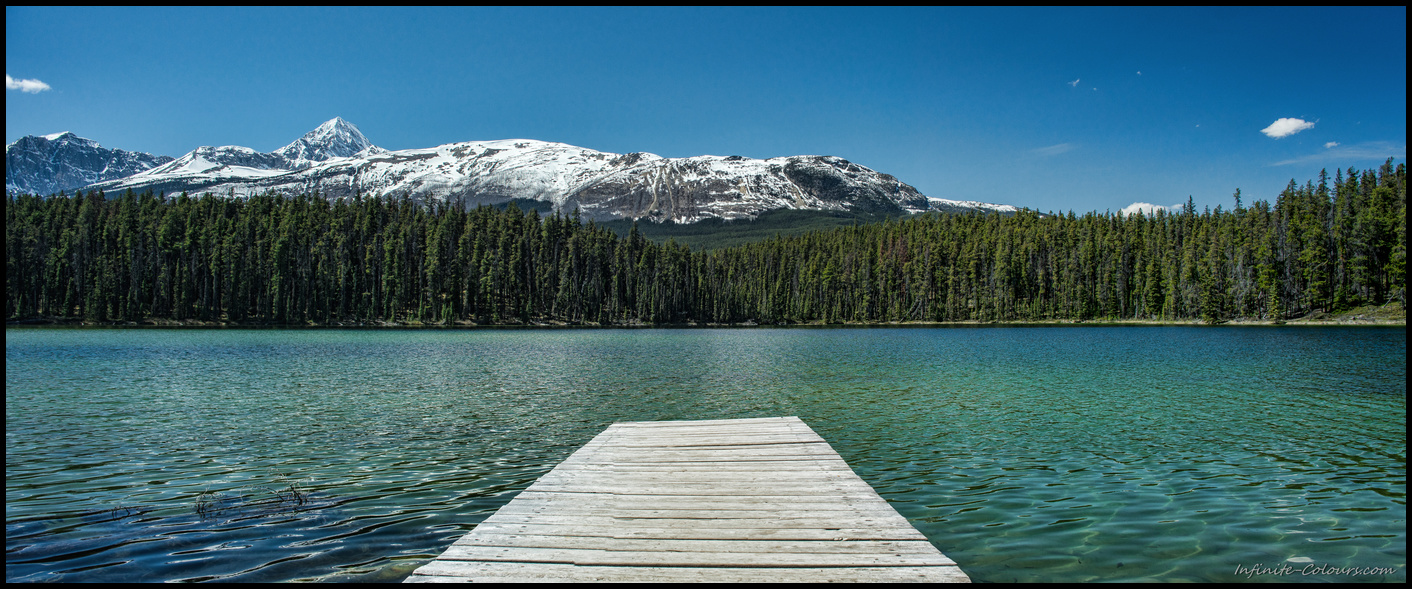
left=7, top=307, right=1404, bottom=329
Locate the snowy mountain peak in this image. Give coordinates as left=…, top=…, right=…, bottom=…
left=275, top=117, right=375, bottom=167
left=16, top=131, right=99, bottom=150
left=6, top=132, right=172, bottom=195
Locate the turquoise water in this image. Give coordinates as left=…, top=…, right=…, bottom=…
left=5, top=326, right=1406, bottom=582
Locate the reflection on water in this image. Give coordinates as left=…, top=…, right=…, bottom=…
left=5, top=326, right=1406, bottom=582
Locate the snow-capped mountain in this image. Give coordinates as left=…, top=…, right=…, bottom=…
left=83, top=118, right=1017, bottom=222
left=273, top=116, right=380, bottom=169
left=6, top=132, right=174, bottom=196
left=126, top=117, right=380, bottom=182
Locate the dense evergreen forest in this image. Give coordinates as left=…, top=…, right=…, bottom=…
left=6, top=160, right=1405, bottom=325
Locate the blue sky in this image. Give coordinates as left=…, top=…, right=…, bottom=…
left=6, top=7, right=1406, bottom=215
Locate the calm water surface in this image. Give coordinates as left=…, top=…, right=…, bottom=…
left=5, top=326, right=1406, bottom=582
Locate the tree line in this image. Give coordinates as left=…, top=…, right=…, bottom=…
left=6, top=159, right=1404, bottom=325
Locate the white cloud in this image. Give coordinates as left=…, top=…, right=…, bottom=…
left=6, top=74, right=51, bottom=93
left=1068, top=78, right=1080, bottom=87
left=1032, top=143, right=1076, bottom=157
left=1120, top=202, right=1181, bottom=217
left=1324, top=141, right=1339, bottom=149
left=1261, top=117, right=1314, bottom=138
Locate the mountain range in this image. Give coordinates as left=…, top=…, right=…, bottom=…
left=5, top=132, right=174, bottom=197
left=8, top=118, right=1017, bottom=222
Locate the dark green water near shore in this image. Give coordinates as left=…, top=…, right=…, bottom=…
left=6, top=326, right=1406, bottom=582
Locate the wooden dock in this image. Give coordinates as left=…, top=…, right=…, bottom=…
left=405, top=416, right=969, bottom=582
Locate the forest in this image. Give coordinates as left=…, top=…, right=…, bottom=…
left=5, top=159, right=1405, bottom=325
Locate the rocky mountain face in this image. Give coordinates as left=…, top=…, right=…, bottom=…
left=272, top=116, right=379, bottom=169
left=74, top=118, right=1015, bottom=222
left=5, top=132, right=174, bottom=196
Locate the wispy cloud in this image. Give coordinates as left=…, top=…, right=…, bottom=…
left=6, top=74, right=51, bottom=93
left=1272, top=141, right=1406, bottom=166
left=1324, top=141, right=1340, bottom=149
left=1032, top=143, right=1076, bottom=157
left=1120, top=202, right=1182, bottom=217
left=1260, top=117, right=1314, bottom=138
left=1068, top=78, right=1080, bottom=87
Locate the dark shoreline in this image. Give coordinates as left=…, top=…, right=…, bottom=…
left=7, top=314, right=1404, bottom=329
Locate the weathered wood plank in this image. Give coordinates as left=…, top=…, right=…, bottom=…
left=462, top=522, right=929, bottom=541
left=558, top=464, right=853, bottom=471
left=538, top=465, right=865, bottom=476
left=508, top=490, right=886, bottom=506
left=436, top=544, right=956, bottom=567
left=529, top=471, right=878, bottom=484
left=480, top=513, right=917, bottom=529
left=501, top=497, right=897, bottom=512
left=495, top=505, right=901, bottom=517
left=545, top=457, right=847, bottom=468
left=404, top=417, right=968, bottom=582
left=450, top=534, right=948, bottom=555
left=531, top=471, right=863, bottom=483
left=561, top=447, right=845, bottom=459
left=521, top=484, right=883, bottom=496
left=495, top=503, right=902, bottom=515
left=614, top=416, right=792, bottom=424
left=547, top=467, right=856, bottom=474
left=410, top=561, right=972, bottom=583
left=487, top=513, right=913, bottom=525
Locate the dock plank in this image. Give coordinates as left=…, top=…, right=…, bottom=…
left=480, top=513, right=917, bottom=529
left=435, top=544, right=956, bottom=567
left=462, top=522, right=930, bottom=541
left=408, top=562, right=972, bottom=583
left=404, top=416, right=968, bottom=582
left=450, top=535, right=947, bottom=554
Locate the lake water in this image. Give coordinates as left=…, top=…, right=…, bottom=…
left=5, top=326, right=1406, bottom=582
